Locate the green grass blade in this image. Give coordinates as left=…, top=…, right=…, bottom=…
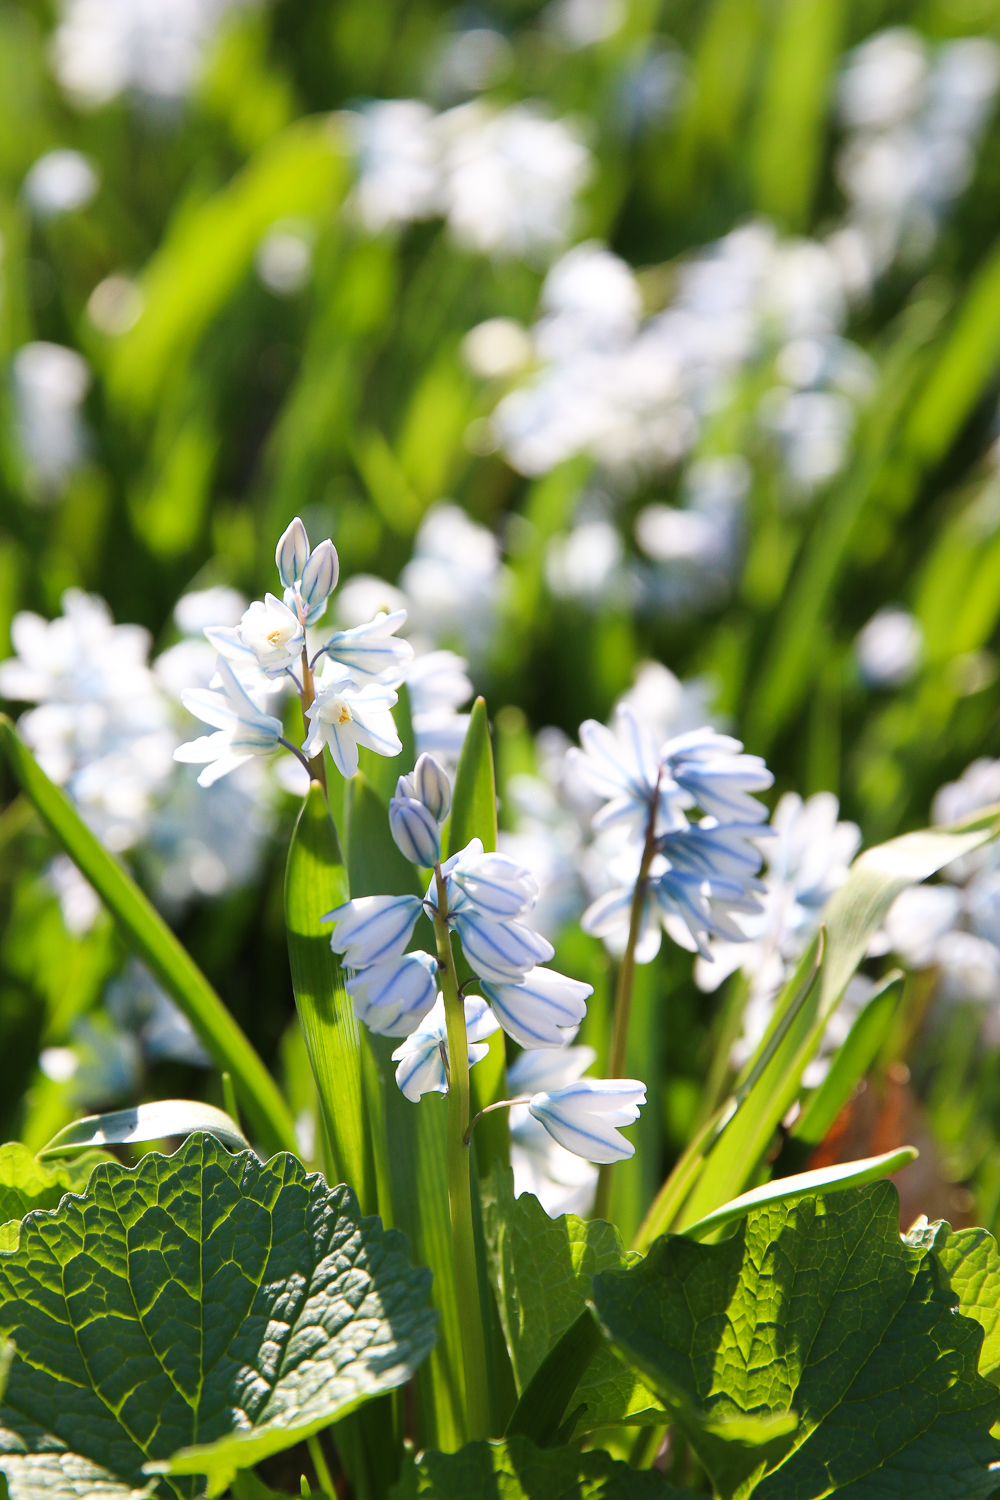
left=285, top=780, right=376, bottom=1212
left=0, top=714, right=297, bottom=1157
left=504, top=1309, right=602, bottom=1447
left=681, top=1147, right=917, bottom=1242
left=446, top=697, right=497, bottom=858
left=791, top=971, right=904, bottom=1152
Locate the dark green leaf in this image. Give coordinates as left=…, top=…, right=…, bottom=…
left=906, top=1218, right=1000, bottom=1386
left=0, top=716, right=297, bottom=1159
left=391, top=1434, right=686, bottom=1500
left=791, top=972, right=903, bottom=1151
left=482, top=1166, right=662, bottom=1434
left=0, top=1134, right=436, bottom=1500
left=593, top=1182, right=1000, bottom=1499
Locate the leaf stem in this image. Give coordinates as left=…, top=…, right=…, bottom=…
left=593, top=779, right=660, bottom=1222
left=432, top=864, right=491, bottom=1442
left=300, top=645, right=328, bottom=794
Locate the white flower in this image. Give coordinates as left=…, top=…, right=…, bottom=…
left=174, top=657, right=282, bottom=787
left=392, top=994, right=499, bottom=1101
left=399, top=505, right=506, bottom=658
left=528, top=1077, right=646, bottom=1163
left=855, top=607, right=923, bottom=688
left=389, top=795, right=442, bottom=867
left=237, top=594, right=305, bottom=677
left=399, top=753, right=452, bottom=822
left=344, top=100, right=444, bottom=232
left=324, top=894, right=423, bottom=969
left=345, top=951, right=439, bottom=1036
left=508, top=1046, right=599, bottom=1217
left=479, top=966, right=592, bottom=1049
left=662, top=728, right=773, bottom=823
left=439, top=102, right=591, bottom=259
left=12, top=342, right=91, bottom=495
left=568, top=702, right=678, bottom=835
left=302, top=662, right=402, bottom=778
left=450, top=848, right=540, bottom=919
left=22, top=150, right=99, bottom=217
left=450, top=907, right=554, bottom=983
left=320, top=611, right=413, bottom=685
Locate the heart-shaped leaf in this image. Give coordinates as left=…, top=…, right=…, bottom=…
left=0, top=1133, right=436, bottom=1500
left=592, top=1182, right=1000, bottom=1499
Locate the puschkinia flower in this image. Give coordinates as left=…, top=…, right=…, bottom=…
left=275, top=516, right=340, bottom=626
left=450, top=849, right=539, bottom=918
left=479, top=966, right=591, bottom=1048
left=319, top=611, right=414, bottom=685
left=302, top=661, right=401, bottom=777
left=237, top=594, right=304, bottom=676
left=400, top=753, right=453, bottom=822
left=528, top=1077, right=646, bottom=1163
left=661, top=729, right=773, bottom=823
left=173, top=657, right=282, bottom=786
left=346, top=950, right=438, bottom=1036
left=392, top=994, right=499, bottom=1101
left=451, top=907, right=555, bottom=982
left=568, top=704, right=685, bottom=835
left=325, top=893, right=422, bottom=968
left=203, top=625, right=285, bottom=700
left=390, top=795, right=441, bottom=866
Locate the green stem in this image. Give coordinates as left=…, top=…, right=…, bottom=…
left=307, top=1433, right=336, bottom=1496
left=593, top=786, right=659, bottom=1222
left=433, top=865, right=491, bottom=1441
left=300, top=646, right=328, bottom=795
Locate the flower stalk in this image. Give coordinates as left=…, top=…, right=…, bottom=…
left=297, top=645, right=328, bottom=793
left=593, top=777, right=660, bottom=1222
left=431, top=864, right=491, bottom=1441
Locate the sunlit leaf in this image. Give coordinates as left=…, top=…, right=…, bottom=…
left=37, top=1100, right=250, bottom=1159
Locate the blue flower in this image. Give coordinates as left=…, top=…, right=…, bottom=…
left=173, top=656, right=282, bottom=786
left=392, top=994, right=499, bottom=1101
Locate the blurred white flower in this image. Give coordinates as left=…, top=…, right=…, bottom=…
left=543, top=0, right=625, bottom=50
left=173, top=586, right=248, bottom=636
left=855, top=607, right=923, bottom=688
left=933, top=758, right=1000, bottom=827
left=428, top=26, right=513, bottom=99
left=545, top=519, right=625, bottom=604
left=0, top=590, right=175, bottom=851
left=45, top=854, right=101, bottom=936
left=51, top=0, right=249, bottom=108
left=11, top=342, right=91, bottom=496
left=255, top=224, right=313, bottom=297
left=105, top=958, right=211, bottom=1066
left=838, top=27, right=929, bottom=130
left=86, top=275, right=144, bottom=336
left=399, top=504, right=507, bottom=657
left=695, top=791, right=861, bottom=1067
left=439, top=102, right=591, bottom=260
left=22, top=149, right=99, bottom=216
left=461, top=318, right=533, bottom=380
left=343, top=100, right=444, bottom=232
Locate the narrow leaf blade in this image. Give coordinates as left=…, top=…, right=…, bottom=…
left=0, top=715, right=297, bottom=1157
left=38, top=1101, right=251, bottom=1159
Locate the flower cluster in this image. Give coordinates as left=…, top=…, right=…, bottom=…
left=572, top=706, right=774, bottom=963
left=174, top=516, right=412, bottom=785
left=324, top=751, right=645, bottom=1166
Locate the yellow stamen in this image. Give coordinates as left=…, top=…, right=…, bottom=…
left=267, top=629, right=283, bottom=646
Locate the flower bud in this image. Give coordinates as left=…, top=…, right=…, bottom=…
left=300, top=538, right=340, bottom=622
left=413, top=752, right=452, bottom=821
left=389, top=796, right=442, bottom=867
left=275, top=517, right=309, bottom=588
left=396, top=772, right=418, bottom=801
left=529, top=1077, right=646, bottom=1163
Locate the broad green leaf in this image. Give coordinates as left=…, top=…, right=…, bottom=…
left=790, top=971, right=903, bottom=1151
left=37, top=1101, right=250, bottom=1159
left=446, top=698, right=497, bottom=858
left=482, top=1166, right=662, bottom=1434
left=285, top=782, right=376, bottom=1214
left=0, top=715, right=297, bottom=1159
left=593, top=1182, right=1000, bottom=1499
left=504, top=1308, right=602, bottom=1447
left=0, top=1144, right=107, bottom=1222
left=0, top=1133, right=436, bottom=1500
left=905, top=1218, right=1000, bottom=1386
left=681, top=1147, right=917, bottom=1242
left=391, top=1434, right=687, bottom=1500
left=106, top=119, right=347, bottom=415
left=344, top=772, right=421, bottom=901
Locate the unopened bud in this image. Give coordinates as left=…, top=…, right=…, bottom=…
left=412, top=753, right=452, bottom=821
left=275, top=517, right=309, bottom=588
left=389, top=796, right=442, bottom=867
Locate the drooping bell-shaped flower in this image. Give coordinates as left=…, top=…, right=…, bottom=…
left=528, top=1077, right=646, bottom=1163
left=324, top=893, right=422, bottom=969
left=303, top=660, right=401, bottom=778
left=389, top=795, right=441, bottom=867
left=346, top=950, right=438, bottom=1036
left=661, top=728, right=773, bottom=823
left=479, top=966, right=592, bottom=1049
left=237, top=594, right=304, bottom=677
left=450, top=848, right=539, bottom=919
left=320, top=610, right=414, bottom=685
left=449, top=908, right=554, bottom=983
left=173, top=656, right=282, bottom=787
left=392, top=994, right=499, bottom=1102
